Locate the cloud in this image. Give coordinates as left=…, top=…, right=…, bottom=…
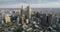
left=0, top=0, right=60, bottom=5
left=0, top=3, right=29, bottom=8
left=30, top=2, right=60, bottom=8
left=0, top=2, right=60, bottom=8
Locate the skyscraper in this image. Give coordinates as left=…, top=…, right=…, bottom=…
left=26, top=6, right=32, bottom=19
left=5, top=15, right=11, bottom=24
left=20, top=5, right=25, bottom=24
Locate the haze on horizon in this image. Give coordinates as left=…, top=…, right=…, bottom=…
left=0, top=0, right=60, bottom=8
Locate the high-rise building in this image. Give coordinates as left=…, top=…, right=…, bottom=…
left=40, top=14, right=47, bottom=26
left=5, top=15, right=11, bottom=24
left=20, top=6, right=25, bottom=24
left=26, top=6, right=32, bottom=19
left=52, top=15, right=57, bottom=25
left=52, top=15, right=59, bottom=28
left=10, top=11, right=18, bottom=23
left=46, top=14, right=52, bottom=26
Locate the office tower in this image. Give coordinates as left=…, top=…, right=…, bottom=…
left=58, top=17, right=60, bottom=27
left=20, top=6, right=25, bottom=24
left=26, top=6, right=32, bottom=19
left=53, top=15, right=59, bottom=29
left=46, top=14, right=52, bottom=26
left=17, top=16, right=20, bottom=23
left=51, top=15, right=58, bottom=28
left=0, top=12, right=3, bottom=24
left=10, top=11, right=18, bottom=23
left=5, top=15, right=11, bottom=24
left=40, top=14, right=47, bottom=26
left=26, top=19, right=29, bottom=24
left=35, top=12, right=40, bottom=18
left=58, top=17, right=60, bottom=24
left=52, top=15, right=57, bottom=25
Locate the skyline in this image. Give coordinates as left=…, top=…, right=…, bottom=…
left=0, top=0, right=60, bottom=8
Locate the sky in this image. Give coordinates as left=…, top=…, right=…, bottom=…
left=0, top=0, right=60, bottom=8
